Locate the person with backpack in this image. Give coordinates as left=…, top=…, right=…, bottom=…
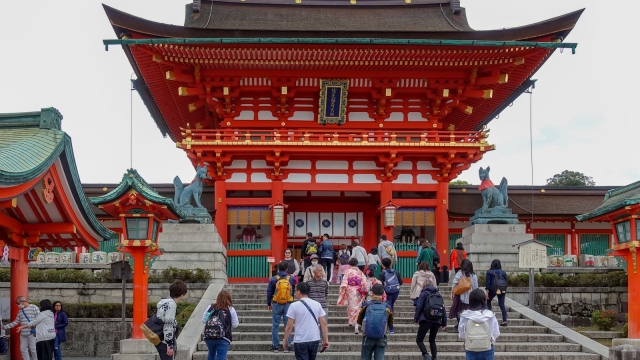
left=377, top=257, right=402, bottom=333
left=17, top=299, right=56, bottom=360
left=449, top=259, right=478, bottom=324
left=338, top=244, right=352, bottom=282
left=201, top=290, right=239, bottom=360
left=318, top=233, right=335, bottom=283
left=410, top=261, right=437, bottom=306
left=351, top=240, right=368, bottom=271
left=357, top=284, right=394, bottom=360
left=283, top=282, right=330, bottom=360
left=377, top=235, right=398, bottom=267
left=414, top=285, right=447, bottom=360
left=338, top=258, right=368, bottom=333
left=367, top=248, right=381, bottom=274
left=485, top=259, right=508, bottom=327
left=458, top=289, right=500, bottom=360
left=450, top=242, right=467, bottom=274
left=416, top=242, right=434, bottom=272
left=363, top=265, right=386, bottom=303
left=3, top=296, right=39, bottom=360
left=301, top=232, right=319, bottom=271
left=267, top=261, right=297, bottom=352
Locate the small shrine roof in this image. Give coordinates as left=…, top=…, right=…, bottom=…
left=90, top=169, right=187, bottom=220
left=576, top=181, right=640, bottom=221
left=0, top=108, right=117, bottom=249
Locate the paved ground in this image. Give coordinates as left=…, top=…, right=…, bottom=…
left=68, top=358, right=110, bottom=360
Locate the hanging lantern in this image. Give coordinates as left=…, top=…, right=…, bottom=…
left=379, top=200, right=399, bottom=228
left=269, top=200, right=288, bottom=227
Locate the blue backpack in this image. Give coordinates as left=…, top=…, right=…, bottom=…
left=363, top=301, right=388, bottom=339
left=383, top=269, right=400, bottom=294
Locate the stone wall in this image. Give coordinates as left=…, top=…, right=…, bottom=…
left=0, top=283, right=208, bottom=305
left=507, top=287, right=627, bottom=326
left=63, top=319, right=132, bottom=357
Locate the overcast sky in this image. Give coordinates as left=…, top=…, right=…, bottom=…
left=0, top=1, right=635, bottom=187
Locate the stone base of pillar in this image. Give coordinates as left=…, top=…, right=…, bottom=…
left=155, top=223, right=227, bottom=281
left=461, top=224, right=532, bottom=273
left=111, top=339, right=158, bottom=360
left=610, top=342, right=640, bottom=359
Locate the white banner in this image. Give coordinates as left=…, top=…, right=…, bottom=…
left=307, top=212, right=320, bottom=237
left=332, top=213, right=345, bottom=238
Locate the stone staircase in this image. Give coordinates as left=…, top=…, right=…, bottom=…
left=192, top=283, right=602, bottom=359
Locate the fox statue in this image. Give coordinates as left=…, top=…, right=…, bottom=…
left=478, top=166, right=508, bottom=212
left=173, top=164, right=209, bottom=209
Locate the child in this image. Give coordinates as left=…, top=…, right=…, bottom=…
left=364, top=265, right=386, bottom=303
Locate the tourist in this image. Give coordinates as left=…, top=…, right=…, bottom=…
left=363, top=265, right=386, bottom=303
left=0, top=316, right=6, bottom=355
left=357, top=284, right=394, bottom=360
left=351, top=240, right=368, bottom=271
left=338, top=244, right=351, bottom=282
left=377, top=257, right=402, bottom=333
left=282, top=248, right=300, bottom=278
left=22, top=299, right=56, bottom=360
left=458, top=289, right=500, bottom=360
left=52, top=301, right=68, bottom=360
left=338, top=258, right=367, bottom=333
left=3, top=295, right=39, bottom=360
left=485, top=259, right=508, bottom=326
left=303, top=254, right=327, bottom=282
left=410, top=261, right=437, bottom=306
left=283, top=282, right=330, bottom=360
left=267, top=261, right=296, bottom=352
left=301, top=232, right=319, bottom=271
left=318, top=233, right=335, bottom=283
left=154, top=280, right=188, bottom=360
left=308, top=264, right=329, bottom=336
left=367, top=247, right=381, bottom=274
left=377, top=235, right=398, bottom=267
left=414, top=285, right=447, bottom=360
left=450, top=242, right=467, bottom=274
left=416, top=239, right=426, bottom=266
left=416, top=241, right=434, bottom=272
left=449, top=259, right=478, bottom=324
left=426, top=242, right=441, bottom=285
left=201, top=290, right=239, bottom=360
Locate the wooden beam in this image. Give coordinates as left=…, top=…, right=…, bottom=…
left=23, top=223, right=76, bottom=234
left=0, top=199, right=17, bottom=208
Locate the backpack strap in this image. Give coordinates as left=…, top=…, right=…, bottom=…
left=21, top=308, right=30, bottom=322
left=299, top=299, right=318, bottom=325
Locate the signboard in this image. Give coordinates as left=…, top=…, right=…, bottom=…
left=318, top=79, right=349, bottom=125
left=518, top=242, right=548, bottom=269
left=267, top=257, right=275, bottom=263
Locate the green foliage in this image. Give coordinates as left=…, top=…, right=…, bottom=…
left=176, top=303, right=197, bottom=335
left=546, top=170, right=595, bottom=186
left=592, top=310, right=617, bottom=331
left=477, top=271, right=627, bottom=288
left=450, top=180, right=470, bottom=185
left=62, top=301, right=195, bottom=318
left=0, top=267, right=211, bottom=284
left=622, top=314, right=628, bottom=338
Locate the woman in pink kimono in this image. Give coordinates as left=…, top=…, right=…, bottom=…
left=338, top=258, right=367, bottom=333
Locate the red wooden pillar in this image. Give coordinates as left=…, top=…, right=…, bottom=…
left=215, top=180, right=228, bottom=247
left=131, top=249, right=148, bottom=339
left=435, top=181, right=449, bottom=259
left=272, top=180, right=285, bottom=263
left=363, top=207, right=378, bottom=254
left=380, top=180, right=393, bottom=241
left=10, top=247, right=28, bottom=360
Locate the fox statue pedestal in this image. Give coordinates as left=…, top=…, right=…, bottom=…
left=461, top=224, right=532, bottom=272
left=155, top=223, right=227, bottom=282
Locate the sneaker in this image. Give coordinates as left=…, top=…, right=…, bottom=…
left=283, top=348, right=291, bottom=353
left=500, top=322, right=508, bottom=327
left=388, top=327, right=395, bottom=335
left=422, top=354, right=432, bottom=360
left=270, top=347, right=279, bottom=353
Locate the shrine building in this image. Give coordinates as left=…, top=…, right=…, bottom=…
left=103, top=0, right=584, bottom=281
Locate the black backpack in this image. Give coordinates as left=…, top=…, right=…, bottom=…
left=422, top=287, right=445, bottom=323
left=203, top=308, right=227, bottom=340
left=495, top=272, right=508, bottom=292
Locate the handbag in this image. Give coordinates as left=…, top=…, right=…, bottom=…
left=453, top=274, right=471, bottom=295
left=140, top=314, right=164, bottom=345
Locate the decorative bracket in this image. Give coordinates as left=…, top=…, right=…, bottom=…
left=375, top=152, right=403, bottom=181
left=266, top=151, right=290, bottom=180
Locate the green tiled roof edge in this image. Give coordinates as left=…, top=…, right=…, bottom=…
left=0, top=130, right=65, bottom=185
left=90, top=169, right=187, bottom=220
left=577, top=181, right=640, bottom=221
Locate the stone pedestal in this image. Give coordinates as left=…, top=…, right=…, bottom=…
left=111, top=339, right=158, bottom=360
left=610, top=343, right=640, bottom=359
left=155, top=223, right=227, bottom=281
left=461, top=224, right=532, bottom=272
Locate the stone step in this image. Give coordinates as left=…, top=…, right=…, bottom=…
left=233, top=304, right=514, bottom=313
left=231, top=332, right=563, bottom=343
left=230, top=323, right=548, bottom=334
left=236, top=309, right=523, bottom=319
left=233, top=298, right=451, bottom=306
left=236, top=316, right=534, bottom=326
left=197, top=341, right=582, bottom=353
left=192, top=351, right=600, bottom=360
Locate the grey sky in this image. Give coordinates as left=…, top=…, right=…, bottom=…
left=0, top=1, right=635, bottom=186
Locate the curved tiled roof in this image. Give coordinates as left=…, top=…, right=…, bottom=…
left=576, top=181, right=640, bottom=221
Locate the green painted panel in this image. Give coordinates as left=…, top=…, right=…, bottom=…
left=89, top=237, right=119, bottom=254
left=449, top=233, right=462, bottom=252
left=536, top=234, right=566, bottom=256
left=227, top=242, right=271, bottom=250
left=396, top=256, right=415, bottom=279
left=580, top=234, right=610, bottom=256
left=395, top=243, right=418, bottom=252
left=228, top=256, right=270, bottom=278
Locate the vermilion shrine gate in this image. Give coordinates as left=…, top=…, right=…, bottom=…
left=104, top=0, right=581, bottom=281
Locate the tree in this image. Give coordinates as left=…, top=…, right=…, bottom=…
left=450, top=180, right=470, bottom=185
left=546, top=170, right=595, bottom=186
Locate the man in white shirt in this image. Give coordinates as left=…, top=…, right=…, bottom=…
left=351, top=240, right=368, bottom=271
left=283, top=282, right=330, bottom=360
